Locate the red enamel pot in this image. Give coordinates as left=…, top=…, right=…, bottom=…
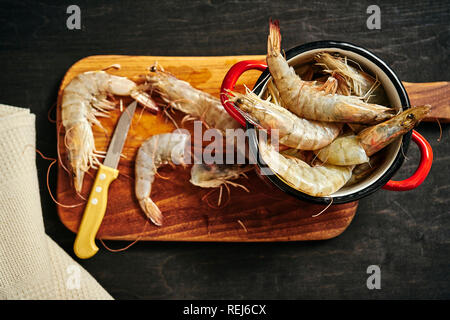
left=220, top=41, right=433, bottom=204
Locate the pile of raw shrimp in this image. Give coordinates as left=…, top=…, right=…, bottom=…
left=229, top=20, right=429, bottom=198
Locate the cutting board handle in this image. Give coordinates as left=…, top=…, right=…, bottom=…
left=403, top=81, right=450, bottom=122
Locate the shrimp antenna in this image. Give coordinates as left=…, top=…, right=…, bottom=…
left=47, top=101, right=57, bottom=123
left=35, top=148, right=85, bottom=208
left=237, top=219, right=248, bottom=233
left=163, top=107, right=180, bottom=129
left=312, top=198, right=333, bottom=217
left=436, top=118, right=442, bottom=142
left=100, top=220, right=149, bottom=253
left=361, top=75, right=381, bottom=103
left=102, top=64, right=121, bottom=71
left=250, top=73, right=272, bottom=94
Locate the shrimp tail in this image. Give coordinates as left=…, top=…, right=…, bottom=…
left=73, top=168, right=85, bottom=194
left=139, top=198, right=163, bottom=226
left=268, top=19, right=281, bottom=57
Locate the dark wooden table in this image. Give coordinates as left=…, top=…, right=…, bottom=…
left=1, top=0, right=449, bottom=299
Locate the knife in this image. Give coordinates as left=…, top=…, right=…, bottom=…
left=74, top=101, right=137, bottom=259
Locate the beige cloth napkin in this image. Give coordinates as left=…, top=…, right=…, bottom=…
left=0, top=104, right=113, bottom=300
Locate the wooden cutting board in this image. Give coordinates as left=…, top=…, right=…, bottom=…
left=56, top=55, right=449, bottom=242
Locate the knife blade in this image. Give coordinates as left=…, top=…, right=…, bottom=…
left=74, top=101, right=137, bottom=259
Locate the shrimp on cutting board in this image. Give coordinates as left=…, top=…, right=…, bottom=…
left=143, top=68, right=250, bottom=162
left=61, top=70, right=158, bottom=193
left=266, top=20, right=394, bottom=124
left=143, top=69, right=241, bottom=134
left=190, top=163, right=253, bottom=189
left=190, top=163, right=254, bottom=206
left=135, top=132, right=190, bottom=226
left=258, top=137, right=354, bottom=197
left=314, top=105, right=431, bottom=165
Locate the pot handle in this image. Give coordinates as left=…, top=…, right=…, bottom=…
left=220, top=60, right=268, bottom=126
left=383, top=130, right=433, bottom=191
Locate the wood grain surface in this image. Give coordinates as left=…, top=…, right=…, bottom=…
left=56, top=55, right=358, bottom=241
left=404, top=81, right=450, bottom=122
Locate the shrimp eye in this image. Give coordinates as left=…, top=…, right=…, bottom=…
left=407, top=113, right=415, bottom=120
left=236, top=98, right=243, bottom=105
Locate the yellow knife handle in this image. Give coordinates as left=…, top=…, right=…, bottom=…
left=74, top=164, right=118, bottom=259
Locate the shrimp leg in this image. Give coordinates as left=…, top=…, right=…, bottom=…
left=315, top=52, right=389, bottom=105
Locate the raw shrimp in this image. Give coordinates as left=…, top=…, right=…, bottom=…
left=230, top=90, right=341, bottom=150
left=280, top=148, right=315, bottom=164
left=61, top=70, right=157, bottom=193
left=143, top=69, right=241, bottom=134
left=314, top=105, right=431, bottom=165
left=266, top=20, right=394, bottom=124
left=135, top=132, right=190, bottom=226
left=190, top=163, right=253, bottom=206
left=315, top=52, right=389, bottom=105
left=258, top=137, right=354, bottom=196
left=144, top=69, right=249, bottom=162
left=190, top=163, right=253, bottom=189
left=345, top=153, right=383, bottom=187
left=314, top=134, right=370, bottom=165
